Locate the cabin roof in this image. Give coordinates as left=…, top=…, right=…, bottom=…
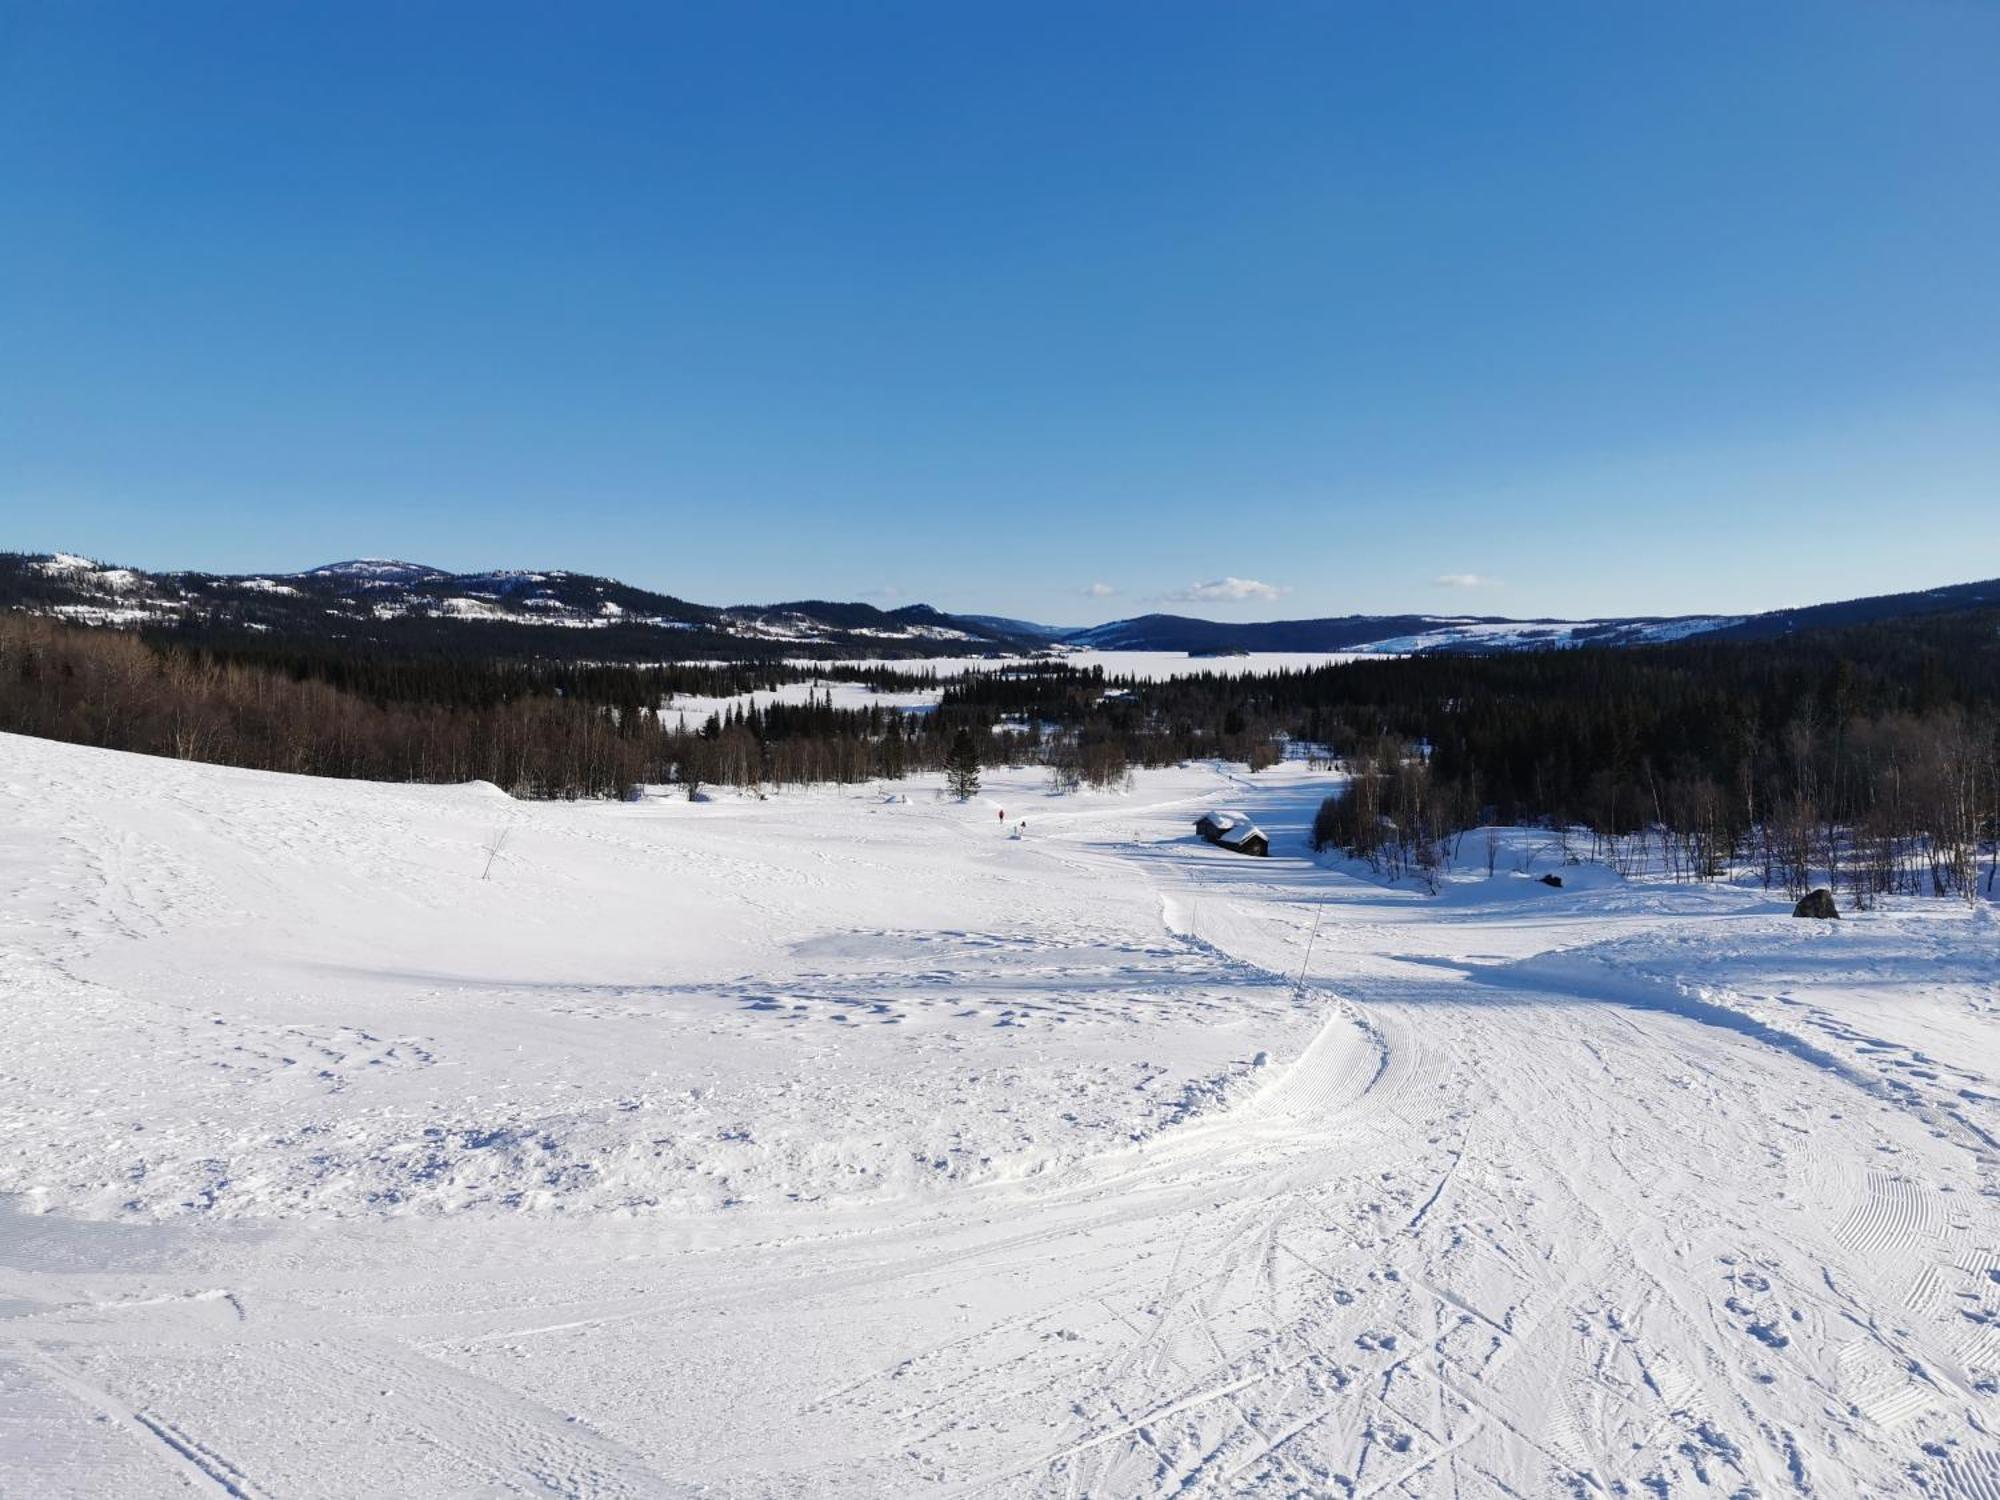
left=1196, top=808, right=1266, bottom=849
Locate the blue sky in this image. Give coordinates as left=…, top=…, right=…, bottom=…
left=3, top=2, right=1995, bottom=623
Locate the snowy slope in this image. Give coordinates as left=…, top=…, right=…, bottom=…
left=2, top=733, right=1997, bottom=1496
left=1062, top=576, right=1998, bottom=654
left=1342, top=611, right=1746, bottom=652
left=1062, top=609, right=1750, bottom=654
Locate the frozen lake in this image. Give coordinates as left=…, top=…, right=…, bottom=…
left=798, top=648, right=1380, bottom=680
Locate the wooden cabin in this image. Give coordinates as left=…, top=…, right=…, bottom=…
left=1194, top=809, right=1269, bottom=857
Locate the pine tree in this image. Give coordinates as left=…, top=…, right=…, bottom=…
left=880, top=713, right=907, bottom=779
left=945, top=728, right=981, bottom=800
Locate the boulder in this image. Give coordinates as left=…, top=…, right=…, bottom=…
left=1793, top=888, right=1840, bottom=919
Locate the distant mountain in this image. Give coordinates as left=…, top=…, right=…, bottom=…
left=300, top=559, right=451, bottom=584
left=957, top=614, right=1077, bottom=641
left=1059, top=578, right=2000, bottom=655
left=721, top=599, right=1002, bottom=645
left=0, top=554, right=1040, bottom=660
left=1695, top=578, right=2000, bottom=642
left=1063, top=610, right=1745, bottom=654
left=5, top=551, right=1992, bottom=663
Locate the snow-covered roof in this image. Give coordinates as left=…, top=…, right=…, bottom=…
left=1195, top=809, right=1265, bottom=848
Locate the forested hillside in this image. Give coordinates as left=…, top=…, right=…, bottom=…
left=4, top=604, right=1994, bottom=900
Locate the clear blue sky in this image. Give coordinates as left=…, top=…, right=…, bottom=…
left=3, top=2, right=1996, bottom=623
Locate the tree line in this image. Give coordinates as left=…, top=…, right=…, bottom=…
left=0, top=615, right=998, bottom=799
left=4, top=605, right=1995, bottom=902
left=1287, top=615, right=2000, bottom=903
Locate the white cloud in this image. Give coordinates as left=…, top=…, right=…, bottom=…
left=858, top=584, right=907, bottom=601
left=1083, top=581, right=1118, bottom=598
left=1162, top=577, right=1289, bottom=604
left=1432, top=573, right=1498, bottom=589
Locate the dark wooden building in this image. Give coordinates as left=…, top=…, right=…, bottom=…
left=1194, top=809, right=1269, bottom=857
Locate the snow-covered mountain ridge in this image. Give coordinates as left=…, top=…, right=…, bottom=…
left=1, top=552, right=1027, bottom=656
left=5, top=551, right=1995, bottom=660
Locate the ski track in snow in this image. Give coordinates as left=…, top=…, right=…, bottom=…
left=2, top=732, right=1998, bottom=1496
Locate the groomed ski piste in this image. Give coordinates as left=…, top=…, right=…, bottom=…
left=3, top=730, right=1998, bottom=1498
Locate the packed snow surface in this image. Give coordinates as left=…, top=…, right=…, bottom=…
left=2, top=733, right=1998, bottom=1497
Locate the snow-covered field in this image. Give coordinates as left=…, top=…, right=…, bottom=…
left=3, top=732, right=1998, bottom=1497
left=664, top=676, right=946, bottom=724
left=663, top=654, right=1374, bottom=723
left=793, top=650, right=1377, bottom=681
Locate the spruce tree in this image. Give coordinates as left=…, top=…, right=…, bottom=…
left=945, top=728, right=982, bottom=800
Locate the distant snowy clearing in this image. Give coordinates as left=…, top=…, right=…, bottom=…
left=2, top=731, right=1996, bottom=1497
left=661, top=652, right=1379, bottom=721
left=791, top=648, right=1380, bottom=679
left=663, top=674, right=945, bottom=722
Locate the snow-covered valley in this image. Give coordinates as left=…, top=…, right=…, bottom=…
left=3, top=732, right=1998, bottom=1497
